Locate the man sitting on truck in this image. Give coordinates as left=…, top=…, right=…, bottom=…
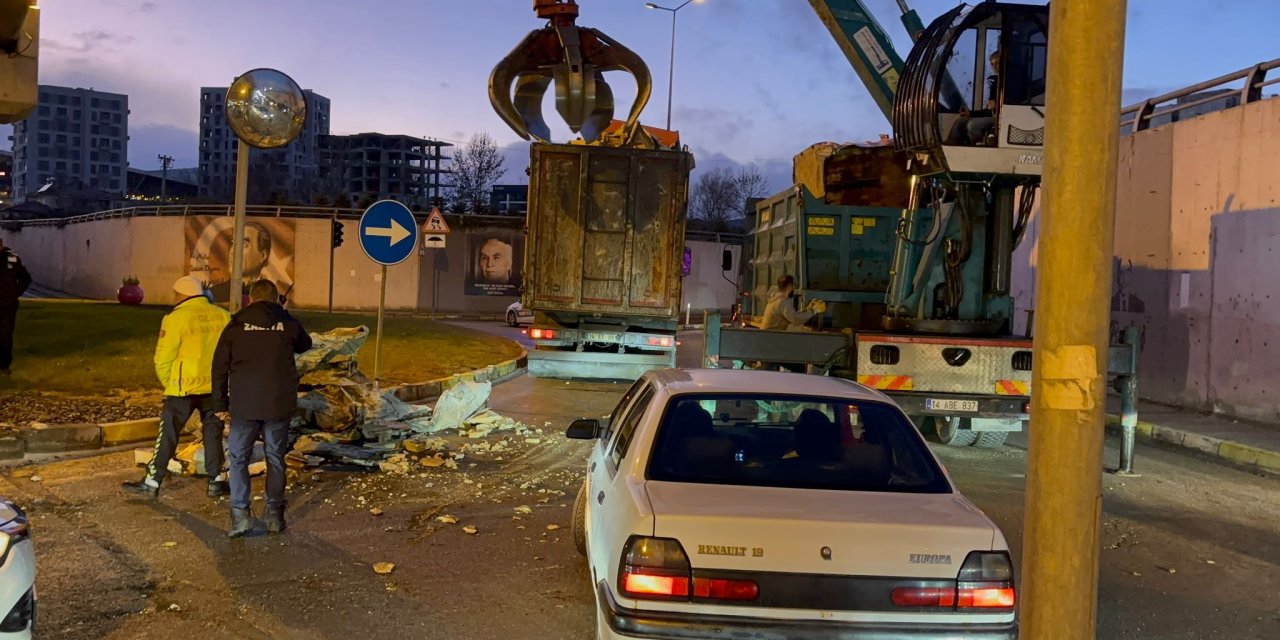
left=761, top=275, right=823, bottom=331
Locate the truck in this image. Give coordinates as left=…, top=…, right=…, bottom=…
left=703, top=1, right=1142, bottom=449
left=520, top=140, right=695, bottom=379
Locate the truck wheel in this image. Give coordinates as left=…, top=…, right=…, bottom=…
left=973, top=431, right=1008, bottom=448
left=572, top=480, right=588, bottom=557
left=930, top=417, right=979, bottom=447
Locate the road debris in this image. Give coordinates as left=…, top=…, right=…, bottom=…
left=370, top=507, right=384, bottom=517
left=28, top=475, right=41, bottom=482
left=373, top=562, right=396, bottom=575
left=436, top=515, right=459, bottom=524
left=514, top=505, right=533, bottom=515
left=161, top=541, right=177, bottom=548
left=463, top=525, right=478, bottom=535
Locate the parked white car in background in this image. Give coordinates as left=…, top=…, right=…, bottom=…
left=505, top=301, right=533, bottom=327
left=568, top=368, right=1017, bottom=639
left=0, top=499, right=34, bottom=639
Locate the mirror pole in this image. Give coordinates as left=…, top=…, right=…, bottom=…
left=229, top=141, right=250, bottom=313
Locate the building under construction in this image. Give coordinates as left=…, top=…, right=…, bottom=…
left=319, top=133, right=451, bottom=207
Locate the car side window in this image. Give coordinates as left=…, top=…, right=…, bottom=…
left=602, top=378, right=646, bottom=445
left=609, top=386, right=655, bottom=471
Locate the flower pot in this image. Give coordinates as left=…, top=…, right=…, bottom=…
left=117, top=284, right=144, bottom=306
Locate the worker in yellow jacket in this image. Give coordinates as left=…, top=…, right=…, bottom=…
left=123, top=276, right=231, bottom=499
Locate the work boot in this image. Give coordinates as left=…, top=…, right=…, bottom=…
left=264, top=505, right=286, bottom=534
left=206, top=479, right=229, bottom=498
left=227, top=507, right=253, bottom=538
left=121, top=477, right=159, bottom=498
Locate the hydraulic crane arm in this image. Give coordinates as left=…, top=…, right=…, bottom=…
left=807, top=0, right=923, bottom=122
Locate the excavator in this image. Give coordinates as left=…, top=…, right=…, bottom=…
left=488, top=0, right=1058, bottom=446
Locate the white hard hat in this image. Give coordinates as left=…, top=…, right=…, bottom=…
left=172, top=276, right=205, bottom=298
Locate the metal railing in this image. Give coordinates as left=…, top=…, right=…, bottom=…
left=1120, top=58, right=1280, bottom=134
left=6, top=204, right=524, bottom=227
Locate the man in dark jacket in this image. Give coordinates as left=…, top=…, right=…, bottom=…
left=0, top=237, right=32, bottom=376
left=211, top=279, right=313, bottom=537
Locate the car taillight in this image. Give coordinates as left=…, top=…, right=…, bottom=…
left=620, top=536, right=691, bottom=600
left=892, top=551, right=1016, bottom=611
left=619, top=536, right=760, bottom=603
left=646, top=336, right=673, bottom=347
left=693, top=577, right=759, bottom=600
left=530, top=329, right=557, bottom=340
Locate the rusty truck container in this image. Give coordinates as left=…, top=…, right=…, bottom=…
left=523, top=141, right=694, bottom=379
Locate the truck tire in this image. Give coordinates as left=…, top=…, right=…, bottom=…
left=930, top=416, right=979, bottom=447
left=572, top=480, right=588, bottom=557
left=973, top=431, right=1009, bottom=449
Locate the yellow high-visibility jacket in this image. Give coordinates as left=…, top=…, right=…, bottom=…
left=155, top=296, right=231, bottom=397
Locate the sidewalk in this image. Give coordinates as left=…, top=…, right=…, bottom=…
left=1105, top=396, right=1280, bottom=475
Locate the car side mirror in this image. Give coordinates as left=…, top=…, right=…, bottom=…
left=566, top=418, right=602, bottom=440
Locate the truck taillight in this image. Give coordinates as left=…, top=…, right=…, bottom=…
left=892, top=551, right=1016, bottom=611
left=619, top=536, right=758, bottom=602
left=646, top=336, right=673, bottom=347
left=531, top=329, right=557, bottom=340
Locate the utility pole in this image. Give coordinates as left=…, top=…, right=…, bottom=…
left=1021, top=1, right=1128, bottom=639
left=157, top=154, right=173, bottom=204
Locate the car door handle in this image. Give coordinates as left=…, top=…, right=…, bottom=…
left=597, top=491, right=605, bottom=505
left=589, top=462, right=596, bottom=472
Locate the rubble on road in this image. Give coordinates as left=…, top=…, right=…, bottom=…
left=131, top=325, right=549, bottom=478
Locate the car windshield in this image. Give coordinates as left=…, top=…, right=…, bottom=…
left=646, top=393, right=951, bottom=494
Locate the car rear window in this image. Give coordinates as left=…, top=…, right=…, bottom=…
left=646, top=394, right=951, bottom=494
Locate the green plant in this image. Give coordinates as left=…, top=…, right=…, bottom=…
left=121, top=276, right=140, bottom=286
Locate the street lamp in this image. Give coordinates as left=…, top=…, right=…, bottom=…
left=645, top=0, right=701, bottom=131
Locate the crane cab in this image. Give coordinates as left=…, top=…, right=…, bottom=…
left=892, top=2, right=1048, bottom=183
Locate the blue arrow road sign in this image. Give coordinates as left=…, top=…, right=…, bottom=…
left=359, top=200, right=418, bottom=266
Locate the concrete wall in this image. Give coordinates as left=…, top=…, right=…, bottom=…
left=1013, top=96, right=1280, bottom=422
left=2, top=215, right=740, bottom=319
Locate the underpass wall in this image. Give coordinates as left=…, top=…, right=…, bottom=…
left=1014, top=96, right=1280, bottom=422
left=2, top=214, right=740, bottom=321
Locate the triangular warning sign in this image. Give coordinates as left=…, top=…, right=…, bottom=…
left=422, top=207, right=451, bottom=234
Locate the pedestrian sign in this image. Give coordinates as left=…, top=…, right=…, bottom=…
left=359, top=200, right=419, bottom=266
left=423, top=207, right=451, bottom=234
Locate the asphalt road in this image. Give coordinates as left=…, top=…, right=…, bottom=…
left=3, top=325, right=1277, bottom=639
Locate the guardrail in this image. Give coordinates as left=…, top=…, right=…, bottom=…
left=6, top=204, right=525, bottom=227
left=1120, top=58, right=1280, bottom=134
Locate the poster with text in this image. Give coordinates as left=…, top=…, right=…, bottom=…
left=465, top=228, right=523, bottom=296
left=184, top=216, right=296, bottom=303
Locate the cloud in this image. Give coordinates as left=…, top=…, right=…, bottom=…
left=672, top=105, right=755, bottom=145
left=137, top=2, right=158, bottom=13
left=44, top=30, right=136, bottom=54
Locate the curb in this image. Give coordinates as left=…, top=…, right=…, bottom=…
left=1, top=348, right=530, bottom=465
left=1104, top=413, right=1280, bottom=475
left=390, top=351, right=529, bottom=403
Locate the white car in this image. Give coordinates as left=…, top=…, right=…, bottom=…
left=0, top=500, right=34, bottom=638
left=567, top=368, right=1017, bottom=639
left=505, top=301, right=533, bottom=327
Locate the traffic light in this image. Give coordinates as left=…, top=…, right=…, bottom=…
left=331, top=219, right=344, bottom=248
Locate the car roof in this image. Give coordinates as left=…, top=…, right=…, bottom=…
left=642, top=368, right=892, bottom=402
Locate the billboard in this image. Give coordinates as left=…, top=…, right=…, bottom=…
left=185, top=216, right=296, bottom=303
left=465, top=228, right=523, bottom=296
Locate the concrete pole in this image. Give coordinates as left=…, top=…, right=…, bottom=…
left=1021, top=1, right=1128, bottom=638
left=229, top=142, right=250, bottom=313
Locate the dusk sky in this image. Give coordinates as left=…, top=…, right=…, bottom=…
left=18, top=0, right=1280, bottom=192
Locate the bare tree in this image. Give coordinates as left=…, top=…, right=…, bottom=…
left=689, top=165, right=772, bottom=231
left=447, top=132, right=506, bottom=213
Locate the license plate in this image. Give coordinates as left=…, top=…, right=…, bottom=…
left=926, top=398, right=979, bottom=412
left=586, top=332, right=619, bottom=343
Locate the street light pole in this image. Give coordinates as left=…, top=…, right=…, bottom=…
left=646, top=0, right=697, bottom=131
